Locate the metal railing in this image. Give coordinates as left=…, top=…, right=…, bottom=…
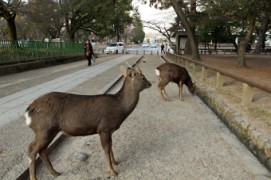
left=0, top=40, right=84, bottom=64
left=165, top=52, right=271, bottom=106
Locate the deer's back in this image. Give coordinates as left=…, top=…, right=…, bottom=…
left=26, top=92, right=127, bottom=135
left=156, top=63, right=190, bottom=83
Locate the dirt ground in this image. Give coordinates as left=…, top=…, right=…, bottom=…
left=185, top=54, right=271, bottom=138
left=200, top=54, right=271, bottom=82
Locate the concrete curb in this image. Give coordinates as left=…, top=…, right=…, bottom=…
left=162, top=55, right=271, bottom=172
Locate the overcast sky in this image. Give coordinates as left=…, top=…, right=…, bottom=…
left=132, top=0, right=176, bottom=33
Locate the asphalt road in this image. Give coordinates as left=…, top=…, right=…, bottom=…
left=0, top=54, right=270, bottom=180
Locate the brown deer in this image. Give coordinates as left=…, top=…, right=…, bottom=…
left=155, top=62, right=195, bottom=101
left=25, top=65, right=151, bottom=180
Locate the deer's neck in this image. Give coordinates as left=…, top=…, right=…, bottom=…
left=117, top=80, right=140, bottom=112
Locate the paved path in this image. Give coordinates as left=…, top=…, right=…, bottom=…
left=0, top=55, right=270, bottom=180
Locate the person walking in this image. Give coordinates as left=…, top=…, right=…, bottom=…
left=84, top=40, right=94, bottom=66
left=161, top=43, right=165, bottom=54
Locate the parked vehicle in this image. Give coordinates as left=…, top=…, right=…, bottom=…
left=150, top=43, right=157, bottom=48
left=142, top=43, right=149, bottom=48
left=105, top=42, right=124, bottom=54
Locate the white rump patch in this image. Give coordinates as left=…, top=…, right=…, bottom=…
left=155, top=69, right=160, bottom=76
left=25, top=111, right=32, bottom=126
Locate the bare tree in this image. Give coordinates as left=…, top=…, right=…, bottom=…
left=0, top=0, right=22, bottom=44
left=144, top=20, right=174, bottom=44
left=27, top=0, right=63, bottom=40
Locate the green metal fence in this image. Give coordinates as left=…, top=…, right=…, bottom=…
left=0, top=40, right=84, bottom=64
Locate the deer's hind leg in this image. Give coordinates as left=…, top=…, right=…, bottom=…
left=158, top=81, right=170, bottom=101
left=28, top=140, right=38, bottom=180
left=28, top=129, right=60, bottom=180
left=39, top=130, right=61, bottom=176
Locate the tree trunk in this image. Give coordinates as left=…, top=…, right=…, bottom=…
left=237, top=16, right=256, bottom=67
left=170, top=0, right=201, bottom=60
left=6, top=15, right=18, bottom=42
left=117, top=33, right=120, bottom=42
left=68, top=32, right=75, bottom=42
left=0, top=1, right=17, bottom=43
left=65, top=20, right=76, bottom=41
left=237, top=41, right=247, bottom=67
left=184, top=40, right=192, bottom=54
left=254, top=12, right=270, bottom=54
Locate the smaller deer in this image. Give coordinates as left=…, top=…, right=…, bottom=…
left=25, top=65, right=151, bottom=180
left=155, top=63, right=195, bottom=101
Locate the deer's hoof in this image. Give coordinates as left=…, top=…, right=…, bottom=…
left=52, top=171, right=61, bottom=177
left=109, top=169, right=118, bottom=177
left=112, top=161, right=118, bottom=165
left=29, top=175, right=37, bottom=180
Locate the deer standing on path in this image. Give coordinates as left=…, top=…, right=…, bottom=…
left=155, top=62, right=195, bottom=101
left=25, top=65, right=151, bottom=180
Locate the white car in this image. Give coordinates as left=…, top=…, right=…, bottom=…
left=142, top=43, right=149, bottom=48
left=150, top=43, right=157, bottom=48
left=105, top=42, right=124, bottom=54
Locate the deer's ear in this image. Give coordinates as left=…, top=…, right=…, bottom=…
left=120, top=65, right=127, bottom=76
left=134, top=66, right=142, bottom=74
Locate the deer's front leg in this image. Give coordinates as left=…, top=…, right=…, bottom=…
left=178, top=82, right=184, bottom=101
left=99, top=132, right=118, bottom=177
left=110, top=145, right=118, bottom=165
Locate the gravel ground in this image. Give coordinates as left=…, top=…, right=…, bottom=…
left=0, top=55, right=270, bottom=180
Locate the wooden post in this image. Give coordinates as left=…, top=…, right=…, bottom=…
left=185, top=60, right=189, bottom=68
left=201, top=67, right=207, bottom=81
left=216, top=72, right=224, bottom=91
left=242, top=83, right=254, bottom=106
left=178, top=57, right=182, bottom=66
left=192, top=63, right=196, bottom=75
